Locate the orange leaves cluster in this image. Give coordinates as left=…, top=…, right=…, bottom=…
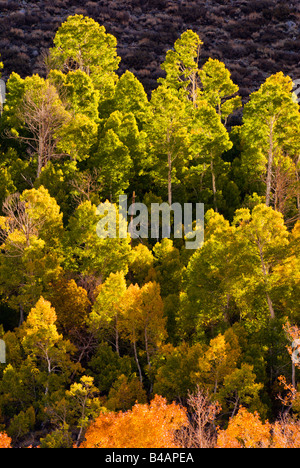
left=272, top=418, right=300, bottom=448
left=80, top=395, right=188, bottom=448
left=0, top=432, right=12, bottom=448
left=217, top=407, right=271, bottom=448
left=217, top=406, right=300, bottom=448
left=277, top=375, right=298, bottom=407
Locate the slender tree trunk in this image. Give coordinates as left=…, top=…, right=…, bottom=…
left=213, top=371, right=219, bottom=394
left=191, top=72, right=197, bottom=107
left=211, top=158, right=218, bottom=212
left=133, top=340, right=143, bottom=385
left=144, top=326, right=151, bottom=369
left=115, top=315, right=119, bottom=357
left=266, top=293, right=275, bottom=320
left=168, top=151, right=172, bottom=206
left=231, top=393, right=240, bottom=418
left=295, top=155, right=300, bottom=218
left=292, top=361, right=296, bottom=390
left=44, top=350, right=52, bottom=396
left=109, top=180, right=113, bottom=203
left=37, top=131, right=44, bottom=179
left=257, top=238, right=275, bottom=319
left=266, top=119, right=275, bottom=207
left=223, top=294, right=231, bottom=323
left=130, top=191, right=136, bottom=245
left=19, top=303, right=24, bottom=326
left=76, top=396, right=87, bottom=447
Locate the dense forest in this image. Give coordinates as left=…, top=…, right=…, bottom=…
left=0, top=14, right=300, bottom=448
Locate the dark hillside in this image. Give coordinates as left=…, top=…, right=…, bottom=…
left=0, top=0, right=300, bottom=96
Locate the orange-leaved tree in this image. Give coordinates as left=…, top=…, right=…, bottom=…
left=80, top=395, right=187, bottom=448
left=216, top=406, right=271, bottom=448
left=0, top=432, right=12, bottom=448
left=272, top=417, right=300, bottom=448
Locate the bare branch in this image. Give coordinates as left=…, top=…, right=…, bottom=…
left=6, top=82, right=70, bottom=179
left=176, top=387, right=221, bottom=448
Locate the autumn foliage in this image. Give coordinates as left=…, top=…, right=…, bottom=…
left=80, top=395, right=187, bottom=448
left=217, top=407, right=300, bottom=448
left=272, top=418, right=300, bottom=448
left=0, top=432, right=12, bottom=448
left=217, top=407, right=271, bottom=448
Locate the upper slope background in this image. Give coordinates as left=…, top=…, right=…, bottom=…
left=0, top=0, right=299, bottom=101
